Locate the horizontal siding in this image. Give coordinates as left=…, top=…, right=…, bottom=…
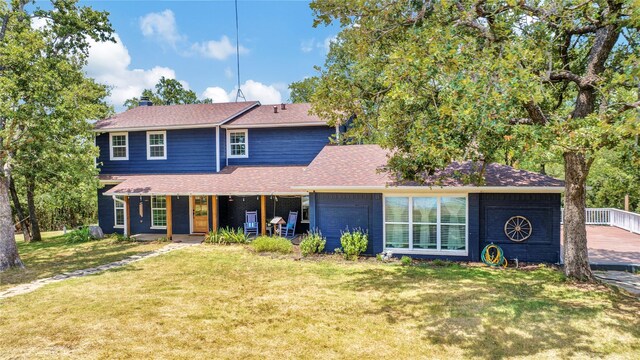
left=227, top=126, right=333, bottom=166
left=97, top=185, right=123, bottom=235
left=97, top=128, right=217, bottom=174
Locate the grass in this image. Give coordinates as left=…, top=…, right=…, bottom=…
left=251, top=235, right=293, bottom=254
left=0, top=246, right=638, bottom=359
left=0, top=231, right=164, bottom=292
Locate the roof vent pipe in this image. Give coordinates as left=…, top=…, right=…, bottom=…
left=281, top=103, right=286, bottom=110
left=273, top=106, right=278, bottom=113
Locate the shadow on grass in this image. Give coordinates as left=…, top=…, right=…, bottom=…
left=337, top=264, right=640, bottom=359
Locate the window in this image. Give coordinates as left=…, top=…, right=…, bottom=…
left=301, top=195, right=310, bottom=223
left=147, top=131, right=166, bottom=160
left=227, top=129, right=248, bottom=158
left=114, top=196, right=125, bottom=228
left=109, top=132, right=128, bottom=160
left=151, top=196, right=167, bottom=229
left=384, top=195, right=467, bottom=254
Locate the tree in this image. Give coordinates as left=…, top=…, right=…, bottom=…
left=124, top=77, right=210, bottom=109
left=289, top=76, right=320, bottom=103
left=310, top=0, right=640, bottom=280
left=0, top=0, right=113, bottom=269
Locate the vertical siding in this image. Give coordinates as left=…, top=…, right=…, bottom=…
left=479, top=193, right=561, bottom=263
left=97, top=128, right=218, bottom=174
left=226, top=126, right=333, bottom=166
left=310, top=193, right=383, bottom=255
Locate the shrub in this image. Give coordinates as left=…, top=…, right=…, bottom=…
left=251, top=236, right=293, bottom=254
left=401, top=256, right=412, bottom=266
left=109, top=233, right=132, bottom=242
left=65, top=226, right=94, bottom=243
left=205, top=227, right=249, bottom=244
left=339, top=228, right=368, bottom=260
left=299, top=229, right=326, bottom=257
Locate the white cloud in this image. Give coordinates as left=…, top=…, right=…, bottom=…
left=300, top=39, right=315, bottom=53
left=300, top=35, right=337, bottom=53
left=224, top=67, right=234, bottom=79
left=202, top=80, right=283, bottom=104
left=191, top=36, right=247, bottom=60
left=85, top=33, right=188, bottom=108
left=139, top=9, right=184, bottom=47
left=323, top=35, right=337, bottom=52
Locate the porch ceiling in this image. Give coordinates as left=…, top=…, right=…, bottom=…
left=102, top=166, right=307, bottom=196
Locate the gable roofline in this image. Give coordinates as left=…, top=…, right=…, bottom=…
left=222, top=122, right=329, bottom=129
left=291, top=185, right=564, bottom=193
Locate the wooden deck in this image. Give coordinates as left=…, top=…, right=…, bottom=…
left=562, top=225, right=640, bottom=266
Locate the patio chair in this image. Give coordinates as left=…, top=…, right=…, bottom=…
left=281, top=211, right=298, bottom=239
left=244, top=211, right=259, bottom=236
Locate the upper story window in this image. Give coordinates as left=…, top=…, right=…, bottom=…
left=147, top=131, right=167, bottom=160
left=109, top=132, right=128, bottom=161
left=227, top=129, right=248, bottom=158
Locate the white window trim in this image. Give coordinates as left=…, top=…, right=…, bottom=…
left=382, top=194, right=469, bottom=256
left=109, top=132, right=129, bottom=161
left=146, top=130, right=167, bottom=160
left=113, top=196, right=126, bottom=229
left=150, top=195, right=167, bottom=230
left=301, top=195, right=310, bottom=223
left=226, top=129, right=249, bottom=159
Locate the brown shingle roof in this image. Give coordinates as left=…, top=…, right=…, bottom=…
left=94, top=102, right=259, bottom=131
left=296, top=145, right=564, bottom=190
left=102, top=166, right=306, bottom=196
left=223, top=103, right=327, bottom=128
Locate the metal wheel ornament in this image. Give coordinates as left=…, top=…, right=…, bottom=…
left=504, top=216, right=532, bottom=242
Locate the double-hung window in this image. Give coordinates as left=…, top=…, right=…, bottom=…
left=109, top=132, right=128, bottom=160
left=227, top=130, right=248, bottom=158
left=301, top=195, right=310, bottom=223
left=147, top=131, right=167, bottom=160
left=151, top=196, right=167, bottom=229
left=384, top=195, right=467, bottom=254
left=113, top=196, right=125, bottom=228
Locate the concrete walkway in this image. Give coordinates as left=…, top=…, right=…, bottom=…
left=0, top=242, right=198, bottom=301
left=594, top=271, right=640, bottom=296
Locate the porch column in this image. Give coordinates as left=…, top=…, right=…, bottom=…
left=211, top=195, right=218, bottom=231
left=261, top=195, right=267, bottom=235
left=124, top=196, right=131, bottom=237
left=166, top=195, right=173, bottom=241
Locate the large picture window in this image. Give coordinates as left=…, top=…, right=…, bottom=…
left=227, top=130, right=248, bottom=158
left=384, top=196, right=467, bottom=254
left=151, top=196, right=167, bottom=229
left=147, top=131, right=166, bottom=160
left=109, top=132, right=128, bottom=160
left=114, top=196, right=125, bottom=228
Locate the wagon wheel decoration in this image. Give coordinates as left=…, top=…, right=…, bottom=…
left=504, top=216, right=532, bottom=242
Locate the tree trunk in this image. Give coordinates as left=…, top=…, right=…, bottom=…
left=563, top=151, right=593, bottom=280
left=26, top=178, right=42, bottom=242
left=0, top=174, right=23, bottom=271
left=9, top=176, right=31, bottom=242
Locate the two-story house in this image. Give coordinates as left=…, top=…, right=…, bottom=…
left=96, top=99, right=564, bottom=263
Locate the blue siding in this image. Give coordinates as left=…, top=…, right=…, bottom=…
left=97, top=128, right=218, bottom=174
left=226, top=126, right=333, bottom=166
left=310, top=193, right=383, bottom=255
left=97, top=185, right=123, bottom=235
left=479, top=193, right=561, bottom=263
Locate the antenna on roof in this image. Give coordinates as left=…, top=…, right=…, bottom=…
left=234, top=0, right=246, bottom=102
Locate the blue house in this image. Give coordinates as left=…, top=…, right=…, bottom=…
left=96, top=100, right=564, bottom=263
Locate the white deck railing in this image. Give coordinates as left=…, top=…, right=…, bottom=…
left=561, top=207, right=640, bottom=234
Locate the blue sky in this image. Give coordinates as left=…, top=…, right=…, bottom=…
left=64, top=1, right=339, bottom=110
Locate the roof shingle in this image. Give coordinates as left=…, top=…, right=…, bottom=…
left=223, top=103, right=327, bottom=128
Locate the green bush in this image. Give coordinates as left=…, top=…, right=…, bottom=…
left=339, top=228, right=368, bottom=260
left=299, top=229, right=326, bottom=257
left=401, top=256, right=412, bottom=266
left=205, top=227, right=249, bottom=244
left=251, top=236, right=293, bottom=254
left=109, top=233, right=132, bottom=242
left=65, top=226, right=94, bottom=243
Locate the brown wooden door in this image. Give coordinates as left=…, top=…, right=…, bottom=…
left=192, top=196, right=209, bottom=233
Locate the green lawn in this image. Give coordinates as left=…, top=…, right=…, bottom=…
left=0, top=245, right=638, bottom=359
left=0, top=231, right=164, bottom=292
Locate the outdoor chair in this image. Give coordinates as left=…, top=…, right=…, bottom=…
left=244, top=211, right=259, bottom=236
left=281, top=211, right=298, bottom=239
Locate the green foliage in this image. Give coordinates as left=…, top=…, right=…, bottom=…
left=251, top=236, right=293, bottom=254
left=288, top=76, right=319, bottom=103
left=339, top=228, right=368, bottom=260
left=204, top=227, right=249, bottom=245
left=299, top=229, right=326, bottom=256
left=400, top=256, right=412, bottom=266
left=64, top=227, right=95, bottom=244
left=124, top=77, right=211, bottom=109
left=108, top=233, right=132, bottom=243
left=430, top=259, right=452, bottom=267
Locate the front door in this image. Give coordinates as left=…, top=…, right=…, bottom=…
left=192, top=196, right=209, bottom=233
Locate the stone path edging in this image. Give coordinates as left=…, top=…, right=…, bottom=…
left=594, top=270, right=640, bottom=296
left=0, top=242, right=198, bottom=301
